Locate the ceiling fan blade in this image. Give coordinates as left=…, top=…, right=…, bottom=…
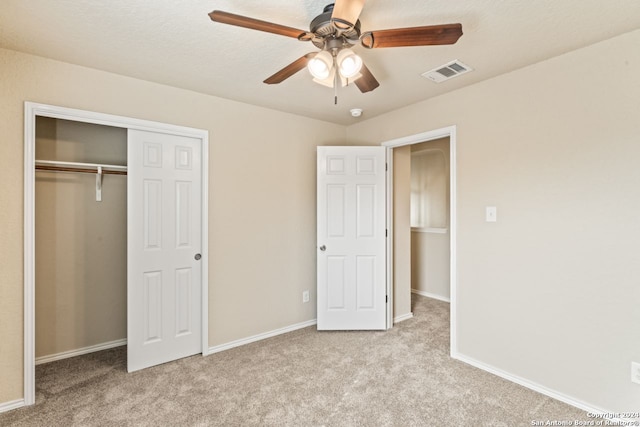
left=331, top=0, right=366, bottom=29
left=209, top=10, right=307, bottom=39
left=361, top=23, right=463, bottom=49
left=354, top=64, right=380, bottom=93
left=264, top=53, right=316, bottom=85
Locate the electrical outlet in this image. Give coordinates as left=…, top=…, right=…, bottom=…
left=302, top=290, right=310, bottom=303
left=486, top=206, right=497, bottom=222
left=632, top=362, right=640, bottom=385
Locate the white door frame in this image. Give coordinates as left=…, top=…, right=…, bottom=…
left=382, top=125, right=457, bottom=355
left=23, top=102, right=210, bottom=405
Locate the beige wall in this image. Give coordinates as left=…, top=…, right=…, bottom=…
left=0, top=47, right=345, bottom=402
left=410, top=138, right=451, bottom=300
left=35, top=118, right=127, bottom=358
left=392, top=146, right=412, bottom=319
left=347, top=30, right=640, bottom=411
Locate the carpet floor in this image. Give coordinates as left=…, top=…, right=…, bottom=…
left=1, top=295, right=593, bottom=426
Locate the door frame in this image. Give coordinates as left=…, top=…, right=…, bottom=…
left=382, top=125, right=457, bottom=355
left=23, top=102, right=210, bottom=405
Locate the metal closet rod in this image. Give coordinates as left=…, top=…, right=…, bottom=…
left=35, top=160, right=127, bottom=175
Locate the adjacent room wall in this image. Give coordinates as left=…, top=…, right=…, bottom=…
left=35, top=117, right=127, bottom=359
left=346, top=29, right=640, bottom=412
left=0, top=47, right=345, bottom=403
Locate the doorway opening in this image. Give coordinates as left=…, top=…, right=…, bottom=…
left=383, top=126, right=457, bottom=355
left=409, top=138, right=451, bottom=303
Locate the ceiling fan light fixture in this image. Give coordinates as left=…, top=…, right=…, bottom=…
left=336, top=48, right=363, bottom=78
left=307, top=51, right=333, bottom=80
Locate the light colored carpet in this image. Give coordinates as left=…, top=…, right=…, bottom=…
left=1, top=295, right=592, bottom=426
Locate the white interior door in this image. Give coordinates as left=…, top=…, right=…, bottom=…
left=127, top=129, right=202, bottom=372
left=317, top=146, right=387, bottom=330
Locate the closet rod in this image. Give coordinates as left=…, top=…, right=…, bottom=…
left=35, top=165, right=127, bottom=175
left=35, top=160, right=127, bottom=175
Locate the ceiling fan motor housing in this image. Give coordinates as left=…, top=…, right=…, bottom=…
left=310, top=5, right=361, bottom=49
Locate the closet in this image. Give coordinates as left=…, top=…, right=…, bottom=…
left=35, top=117, right=128, bottom=364
left=24, top=103, right=208, bottom=405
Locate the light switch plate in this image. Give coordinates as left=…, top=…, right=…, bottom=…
left=486, top=206, right=497, bottom=222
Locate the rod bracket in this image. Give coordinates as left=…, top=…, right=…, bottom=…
left=96, top=166, right=103, bottom=202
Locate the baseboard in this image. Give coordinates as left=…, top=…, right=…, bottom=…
left=394, top=312, right=414, bottom=324
left=35, top=338, right=127, bottom=365
left=452, top=352, right=625, bottom=422
left=0, top=399, right=24, bottom=414
left=207, top=319, right=317, bottom=355
left=411, top=289, right=450, bottom=303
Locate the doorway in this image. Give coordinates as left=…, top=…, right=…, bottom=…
left=383, top=126, right=457, bottom=355
left=409, top=138, right=451, bottom=303
left=23, top=102, right=210, bottom=405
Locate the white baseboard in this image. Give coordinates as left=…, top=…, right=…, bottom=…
left=207, top=319, right=317, bottom=355
left=35, top=338, right=127, bottom=365
left=411, top=289, right=450, bottom=303
left=394, top=312, right=414, bottom=324
left=452, top=352, right=624, bottom=423
left=0, top=399, right=24, bottom=414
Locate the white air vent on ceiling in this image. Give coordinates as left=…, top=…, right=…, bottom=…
left=422, top=60, right=473, bottom=83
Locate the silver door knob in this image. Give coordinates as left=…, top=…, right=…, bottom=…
left=319, top=245, right=326, bottom=251
left=194, top=253, right=202, bottom=260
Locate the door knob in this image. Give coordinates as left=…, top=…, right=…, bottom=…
left=194, top=253, right=202, bottom=260
left=319, top=245, right=326, bottom=251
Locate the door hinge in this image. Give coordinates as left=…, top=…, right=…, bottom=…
left=386, top=295, right=388, bottom=303
left=385, top=162, right=388, bottom=171
left=385, top=229, right=388, bottom=238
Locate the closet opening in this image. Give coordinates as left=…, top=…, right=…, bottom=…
left=34, top=117, right=128, bottom=369
left=24, top=102, right=210, bottom=406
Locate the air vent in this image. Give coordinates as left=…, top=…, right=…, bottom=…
left=422, top=60, right=473, bottom=83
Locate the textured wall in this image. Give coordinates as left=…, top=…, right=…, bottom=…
left=346, top=30, right=640, bottom=412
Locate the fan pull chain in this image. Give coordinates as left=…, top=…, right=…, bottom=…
left=334, top=57, right=339, bottom=105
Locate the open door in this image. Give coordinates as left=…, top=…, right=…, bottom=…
left=127, top=129, right=203, bottom=372
left=317, top=146, right=387, bottom=330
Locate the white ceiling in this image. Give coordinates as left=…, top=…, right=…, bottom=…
left=1, top=0, right=639, bottom=125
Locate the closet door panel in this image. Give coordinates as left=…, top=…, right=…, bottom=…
left=143, top=271, right=163, bottom=343
left=175, top=181, right=192, bottom=249
left=143, top=180, right=163, bottom=250
left=128, top=129, right=202, bottom=373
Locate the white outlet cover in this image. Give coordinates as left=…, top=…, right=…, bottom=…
left=632, top=362, right=640, bottom=385
left=486, top=206, right=497, bottom=222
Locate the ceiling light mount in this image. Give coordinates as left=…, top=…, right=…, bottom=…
left=350, top=108, right=363, bottom=118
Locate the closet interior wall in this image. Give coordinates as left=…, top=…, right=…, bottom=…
left=35, top=117, right=127, bottom=361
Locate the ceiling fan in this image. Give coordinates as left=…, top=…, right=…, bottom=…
left=209, top=0, right=463, bottom=96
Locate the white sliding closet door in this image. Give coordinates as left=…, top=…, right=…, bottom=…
left=127, top=129, right=203, bottom=372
